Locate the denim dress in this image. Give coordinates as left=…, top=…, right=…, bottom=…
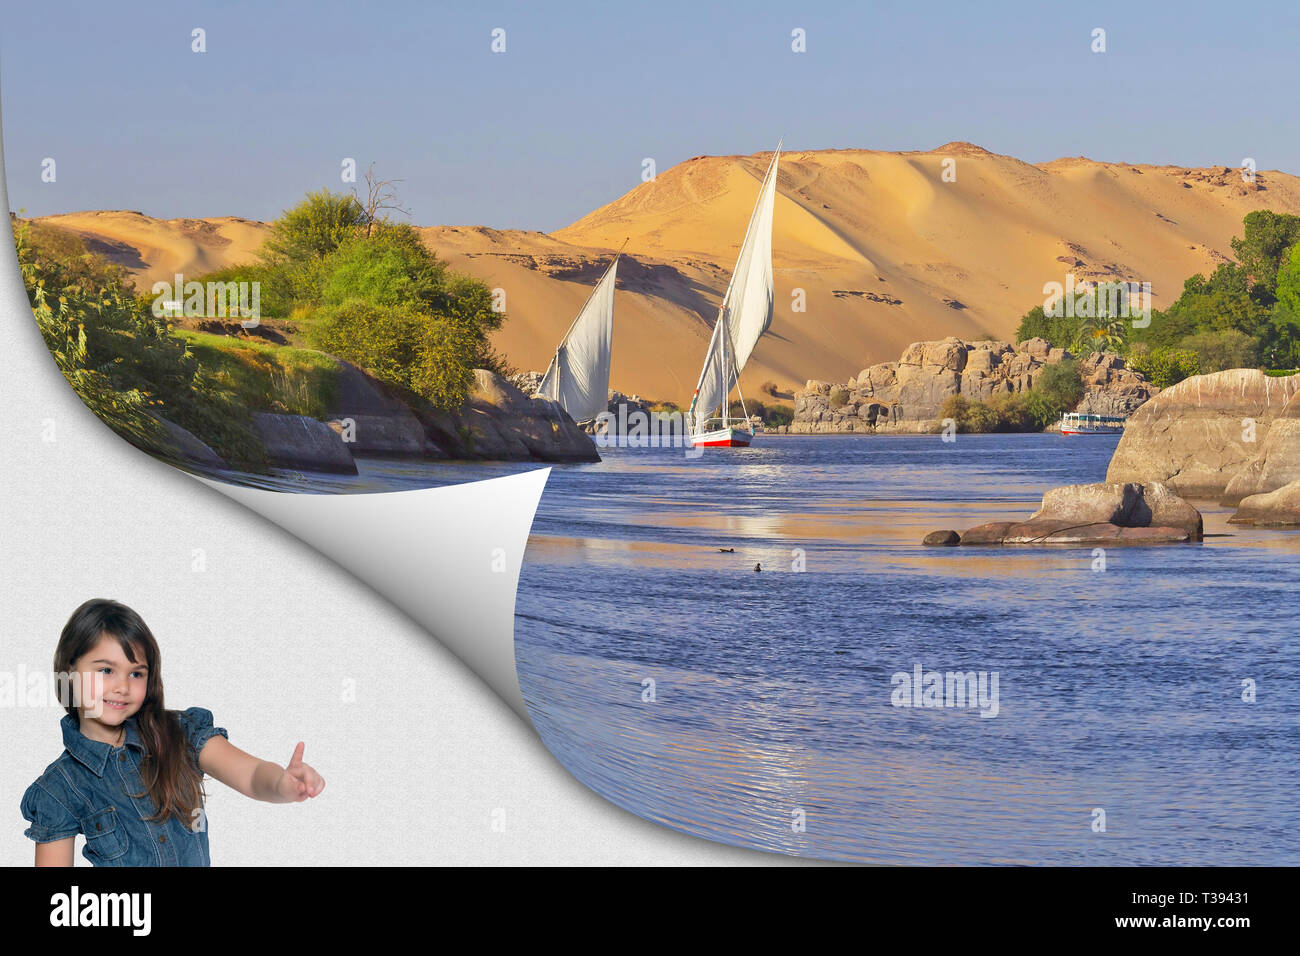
left=21, top=707, right=227, bottom=866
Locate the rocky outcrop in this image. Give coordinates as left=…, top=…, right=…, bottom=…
left=232, top=365, right=598, bottom=474
left=927, top=482, right=1202, bottom=546
left=252, top=412, right=358, bottom=474
left=320, top=364, right=596, bottom=464
left=419, top=370, right=599, bottom=463
left=512, top=372, right=662, bottom=435
left=509, top=370, right=546, bottom=395
left=1106, top=369, right=1300, bottom=498
left=792, top=337, right=1156, bottom=432
left=1073, top=351, right=1162, bottom=417
left=326, top=361, right=447, bottom=459
left=791, top=379, right=925, bottom=434
left=1230, top=479, right=1300, bottom=526
left=150, top=413, right=229, bottom=470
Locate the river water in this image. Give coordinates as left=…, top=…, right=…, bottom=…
left=202, top=434, right=1300, bottom=864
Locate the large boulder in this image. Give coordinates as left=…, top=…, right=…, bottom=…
left=896, top=363, right=960, bottom=419
left=937, top=481, right=1201, bottom=546
left=1229, top=479, right=1300, bottom=526
left=1142, top=481, right=1206, bottom=538
left=252, top=413, right=358, bottom=474
left=1220, top=388, right=1300, bottom=503
left=1025, top=481, right=1201, bottom=538
left=149, top=413, right=228, bottom=470
left=1106, top=369, right=1300, bottom=497
left=1028, top=482, right=1143, bottom=525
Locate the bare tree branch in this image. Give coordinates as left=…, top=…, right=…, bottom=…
left=352, top=163, right=411, bottom=238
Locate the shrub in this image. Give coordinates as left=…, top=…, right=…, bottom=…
left=1128, top=346, right=1201, bottom=388
left=988, top=393, right=1038, bottom=431
left=310, top=300, right=482, bottom=410
left=939, top=394, right=997, bottom=433
left=828, top=386, right=849, bottom=407
left=320, top=222, right=449, bottom=311
left=764, top=405, right=794, bottom=427
left=15, top=219, right=268, bottom=470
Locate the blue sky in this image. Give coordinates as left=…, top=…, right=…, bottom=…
left=2, top=0, right=1297, bottom=231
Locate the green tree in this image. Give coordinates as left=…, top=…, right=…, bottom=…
left=1177, top=329, right=1259, bottom=372
left=1073, top=317, right=1126, bottom=352
left=1016, top=304, right=1076, bottom=349
left=1276, top=242, right=1300, bottom=317
left=261, top=189, right=367, bottom=266
left=1230, top=210, right=1300, bottom=302
left=1265, top=303, right=1300, bottom=369
left=1035, top=358, right=1085, bottom=410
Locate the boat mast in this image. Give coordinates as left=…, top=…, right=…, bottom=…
left=720, top=306, right=730, bottom=428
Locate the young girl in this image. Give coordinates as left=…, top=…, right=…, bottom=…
left=21, top=598, right=325, bottom=866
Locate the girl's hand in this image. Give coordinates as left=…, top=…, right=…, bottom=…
left=277, top=742, right=325, bottom=802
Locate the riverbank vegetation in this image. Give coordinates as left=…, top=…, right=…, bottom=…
left=15, top=218, right=270, bottom=469
left=1016, top=210, right=1300, bottom=388
left=938, top=358, right=1085, bottom=433
left=14, top=182, right=509, bottom=471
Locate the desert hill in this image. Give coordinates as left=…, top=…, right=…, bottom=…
left=30, top=144, right=1300, bottom=403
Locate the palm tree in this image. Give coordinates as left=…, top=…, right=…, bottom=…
left=1073, top=317, right=1126, bottom=353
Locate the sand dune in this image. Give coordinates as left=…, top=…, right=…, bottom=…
left=29, top=144, right=1300, bottom=403
left=33, top=209, right=268, bottom=284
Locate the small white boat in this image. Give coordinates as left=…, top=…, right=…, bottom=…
left=687, top=142, right=781, bottom=448
left=1061, top=412, right=1125, bottom=435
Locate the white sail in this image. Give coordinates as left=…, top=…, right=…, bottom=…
left=689, top=145, right=780, bottom=430
left=539, top=253, right=619, bottom=423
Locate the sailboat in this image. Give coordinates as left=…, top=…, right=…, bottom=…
left=538, top=241, right=626, bottom=425
left=687, top=142, right=781, bottom=448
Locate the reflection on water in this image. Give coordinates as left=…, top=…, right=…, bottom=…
left=515, top=434, right=1300, bottom=864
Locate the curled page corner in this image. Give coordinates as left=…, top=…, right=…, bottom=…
left=189, top=468, right=550, bottom=720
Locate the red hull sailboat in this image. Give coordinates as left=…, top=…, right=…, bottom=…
left=687, top=142, right=781, bottom=450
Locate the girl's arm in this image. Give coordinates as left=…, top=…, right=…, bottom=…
left=197, top=737, right=325, bottom=804
left=35, top=838, right=75, bottom=866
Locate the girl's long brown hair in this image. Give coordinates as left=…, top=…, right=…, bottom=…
left=55, top=599, right=204, bottom=825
